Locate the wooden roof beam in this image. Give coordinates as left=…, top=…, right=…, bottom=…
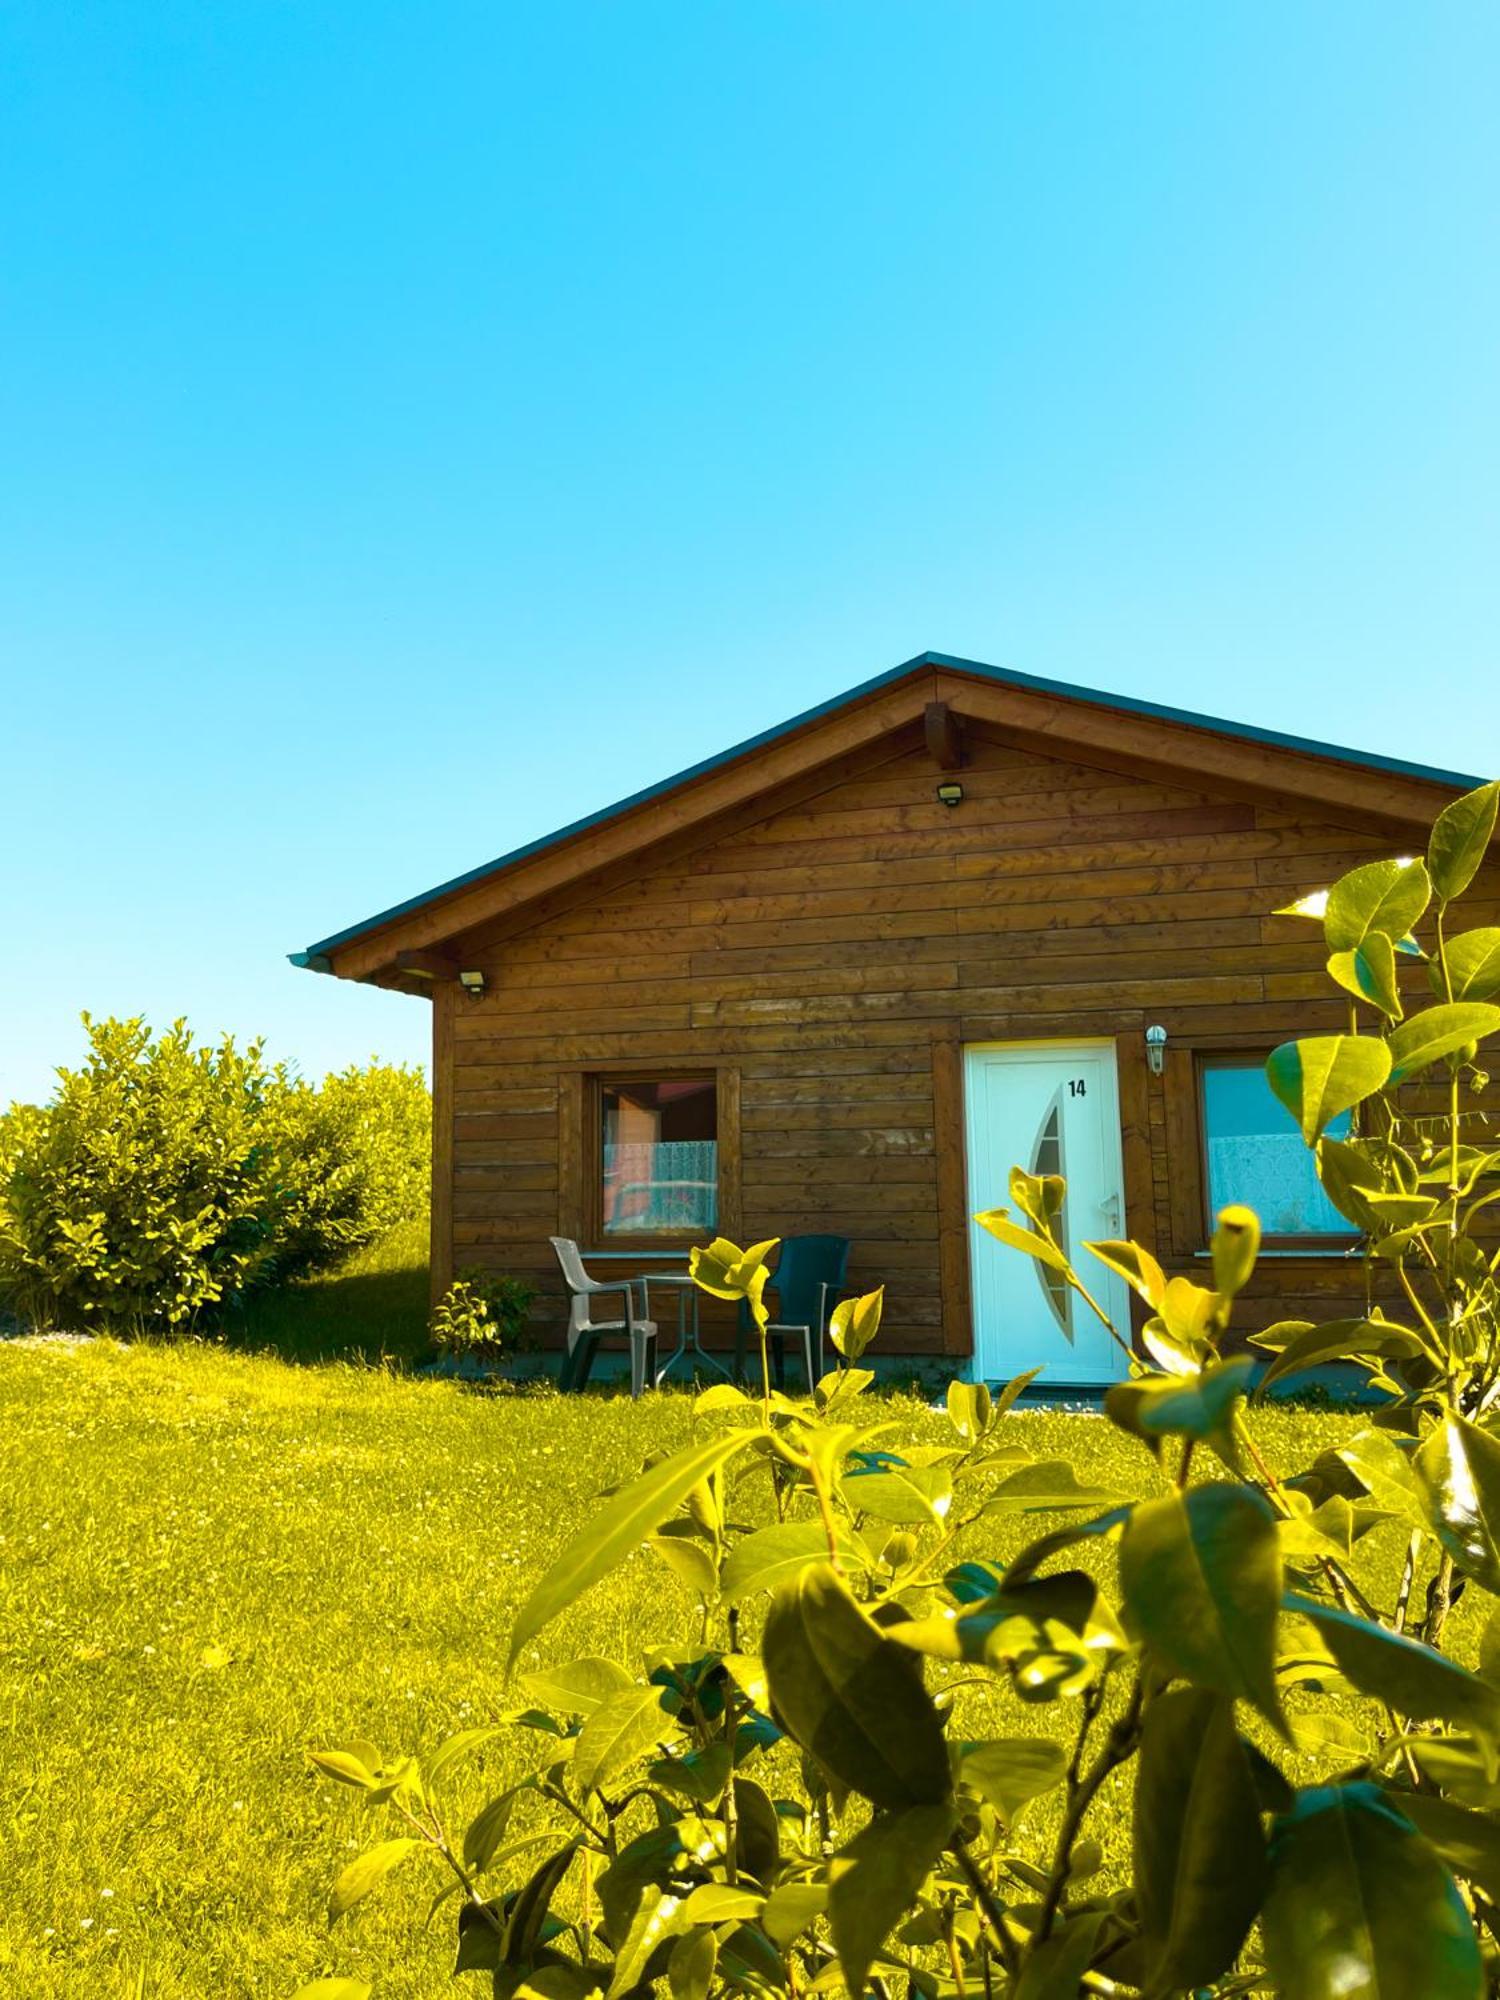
left=924, top=699, right=964, bottom=771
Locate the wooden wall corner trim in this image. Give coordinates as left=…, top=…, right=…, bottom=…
left=931, top=1031, right=973, bottom=1357
left=430, top=982, right=456, bottom=1305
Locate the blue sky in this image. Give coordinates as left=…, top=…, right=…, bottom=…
left=3, top=3, right=1497, bottom=1106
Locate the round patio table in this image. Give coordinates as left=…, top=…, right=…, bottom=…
left=640, top=1271, right=733, bottom=1387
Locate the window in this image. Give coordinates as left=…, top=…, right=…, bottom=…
left=597, top=1077, right=718, bottom=1238
left=1199, top=1056, right=1352, bottom=1243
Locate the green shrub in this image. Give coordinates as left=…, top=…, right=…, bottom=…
left=266, top=1060, right=430, bottom=1277
left=0, top=1016, right=283, bottom=1336
left=0, top=1020, right=431, bottom=1337
left=307, top=781, right=1500, bottom=2000
left=430, top=1269, right=539, bottom=1362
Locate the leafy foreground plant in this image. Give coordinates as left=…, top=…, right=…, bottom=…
left=306, top=783, right=1500, bottom=1997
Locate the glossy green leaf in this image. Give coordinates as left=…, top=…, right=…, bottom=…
left=422, top=1725, right=510, bottom=1793
left=1398, top=1792, right=1500, bottom=1904
left=1262, top=1783, right=1482, bottom=2000
left=974, top=1208, right=1069, bottom=1272
left=827, top=1804, right=953, bottom=2000
left=690, top=1236, right=780, bottom=1335
left=463, top=1786, right=522, bottom=1873
left=980, top=1460, right=1122, bottom=1515
left=1211, top=1204, right=1262, bottom=1298
left=572, top=1685, right=675, bottom=1795
left=829, top=1285, right=884, bottom=1361
left=1416, top=1414, right=1500, bottom=1593
left=1388, top=1002, right=1500, bottom=1081
left=1012, top=1913, right=1103, bottom=2000
left=1256, top=1318, right=1427, bottom=1394
left=1119, top=1483, right=1285, bottom=1732
left=891, top=1570, right=1097, bottom=1667
left=730, top=1774, right=782, bottom=1885
left=1133, top=1688, right=1268, bottom=1993
left=957, top=1737, right=1068, bottom=1820
left=679, top=1883, right=764, bottom=1924
left=508, top=1429, right=755, bottom=1665
left=307, top=1747, right=380, bottom=1792
left=1285, top=1595, right=1500, bottom=1738
left=518, top=1656, right=634, bottom=1718
left=607, top=1889, right=689, bottom=1999
left=1315, top=1137, right=1389, bottom=1230
left=503, top=1841, right=581, bottom=1965
left=1275, top=886, right=1332, bottom=922
left=1324, top=858, right=1431, bottom=953
left=1107, top=1356, right=1253, bottom=1467
left=843, top=1461, right=952, bottom=1525
left=1010, top=1163, right=1065, bottom=1226
left=648, top=1534, right=720, bottom=1599
left=667, top=1927, right=718, bottom=2000
left=1266, top=1035, right=1392, bottom=1145
left=694, top=1381, right=751, bottom=1415
left=1429, top=781, right=1500, bottom=904
left=762, top=1562, right=952, bottom=1809
left=327, top=1837, right=421, bottom=1923
left=760, top=1880, right=828, bottom=1948
left=722, top=1521, right=857, bottom=1604
left=647, top=1741, right=732, bottom=1805
left=1004, top=1507, right=1132, bottom=1588
left=1337, top=1429, right=1430, bottom=1532
left=1083, top=1237, right=1166, bottom=1307
left=946, top=1379, right=992, bottom=1441
left=1438, top=926, right=1500, bottom=1003
left=597, top=1821, right=723, bottom=1944
left=1328, top=935, right=1403, bottom=1019
left=991, top=1365, right=1044, bottom=1418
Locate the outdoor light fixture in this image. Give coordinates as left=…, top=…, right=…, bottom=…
left=458, top=969, right=486, bottom=998
left=1145, top=1024, right=1167, bottom=1076
left=936, top=782, right=964, bottom=808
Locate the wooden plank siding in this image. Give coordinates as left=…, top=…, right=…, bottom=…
left=430, top=720, right=1495, bottom=1362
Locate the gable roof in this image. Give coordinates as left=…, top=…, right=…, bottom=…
left=292, top=648, right=1484, bottom=984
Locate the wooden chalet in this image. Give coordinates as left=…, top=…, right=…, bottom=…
left=292, top=651, right=1490, bottom=1386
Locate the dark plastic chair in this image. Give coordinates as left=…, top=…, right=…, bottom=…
left=734, top=1235, right=851, bottom=1389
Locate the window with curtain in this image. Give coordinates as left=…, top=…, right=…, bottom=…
left=598, top=1077, right=718, bottom=1236
left=1200, top=1058, right=1353, bottom=1241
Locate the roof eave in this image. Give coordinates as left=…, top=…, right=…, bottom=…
left=290, top=648, right=1486, bottom=975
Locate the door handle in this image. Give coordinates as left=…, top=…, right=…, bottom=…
left=1100, top=1192, right=1122, bottom=1232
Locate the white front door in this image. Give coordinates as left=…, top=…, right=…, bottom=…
left=964, top=1040, right=1131, bottom=1387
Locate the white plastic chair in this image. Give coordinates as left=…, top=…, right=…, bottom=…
left=549, top=1237, right=658, bottom=1399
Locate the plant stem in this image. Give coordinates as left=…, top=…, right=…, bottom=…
left=1035, top=1677, right=1144, bottom=1944
left=1394, top=1531, right=1421, bottom=1634
left=803, top=1452, right=845, bottom=1571
left=1426, top=1552, right=1457, bottom=1649
left=942, top=1908, right=968, bottom=1998
left=951, top=1834, right=1019, bottom=1979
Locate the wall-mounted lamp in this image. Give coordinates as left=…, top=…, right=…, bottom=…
left=458, top=969, right=486, bottom=999
left=1145, top=1024, right=1167, bottom=1076
left=936, top=782, right=964, bottom=809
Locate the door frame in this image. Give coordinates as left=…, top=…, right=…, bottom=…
left=961, top=1034, right=1132, bottom=1386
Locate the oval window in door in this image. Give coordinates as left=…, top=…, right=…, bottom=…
left=1030, top=1089, right=1074, bottom=1343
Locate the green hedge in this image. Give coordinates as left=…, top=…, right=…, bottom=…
left=0, top=1016, right=429, bottom=1336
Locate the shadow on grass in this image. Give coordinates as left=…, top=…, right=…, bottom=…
left=225, top=1216, right=434, bottom=1367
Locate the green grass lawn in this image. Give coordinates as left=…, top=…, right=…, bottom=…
left=0, top=1335, right=1462, bottom=2000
